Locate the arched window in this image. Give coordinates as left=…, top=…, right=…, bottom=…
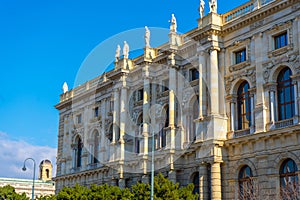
left=277, top=68, right=294, bottom=121
left=280, top=159, right=298, bottom=197
left=238, top=165, right=254, bottom=199
left=237, top=82, right=251, bottom=130
left=191, top=172, right=199, bottom=194
left=75, top=137, right=82, bottom=168
left=92, top=131, right=99, bottom=164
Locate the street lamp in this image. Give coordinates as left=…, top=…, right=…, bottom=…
left=140, top=122, right=155, bottom=200
left=22, top=158, right=36, bottom=200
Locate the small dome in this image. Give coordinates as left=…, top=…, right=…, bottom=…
left=40, top=159, right=52, bottom=165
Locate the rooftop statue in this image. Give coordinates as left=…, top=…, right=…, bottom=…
left=115, top=44, right=121, bottom=62
left=209, top=0, right=217, bottom=13
left=145, top=26, right=150, bottom=48
left=62, top=82, right=68, bottom=93
left=123, top=41, right=129, bottom=59
left=200, top=0, right=205, bottom=18
left=170, top=14, right=177, bottom=33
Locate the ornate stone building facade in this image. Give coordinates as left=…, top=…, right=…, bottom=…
left=54, top=0, right=300, bottom=199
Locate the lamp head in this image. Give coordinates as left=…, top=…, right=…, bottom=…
left=22, top=166, right=26, bottom=171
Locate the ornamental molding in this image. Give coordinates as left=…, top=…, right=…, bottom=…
left=263, top=51, right=300, bottom=82
left=225, top=67, right=256, bottom=95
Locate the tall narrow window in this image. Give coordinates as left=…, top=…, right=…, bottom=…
left=161, top=105, right=169, bottom=148
left=135, top=114, right=143, bottom=154
left=274, top=32, right=288, bottom=49
left=280, top=159, right=299, bottom=198
left=277, top=68, right=294, bottom=121
left=93, top=131, right=99, bottom=164
left=237, top=82, right=251, bottom=130
left=107, top=125, right=113, bottom=142
left=76, top=137, right=82, bottom=168
left=235, top=49, right=246, bottom=64
left=239, top=165, right=254, bottom=199
left=94, top=107, right=99, bottom=118
left=192, top=172, right=200, bottom=194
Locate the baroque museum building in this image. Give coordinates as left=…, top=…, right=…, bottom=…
left=54, top=0, right=300, bottom=199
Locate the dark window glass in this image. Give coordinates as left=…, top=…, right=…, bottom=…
left=192, top=172, right=200, bottom=194
left=239, top=166, right=253, bottom=200
left=237, top=82, right=251, bottom=130
left=277, top=68, right=294, bottom=121
left=94, top=107, right=99, bottom=118
left=137, top=89, right=143, bottom=101
left=190, top=68, right=199, bottom=81
left=93, top=132, right=99, bottom=163
left=76, top=138, right=82, bottom=167
left=275, top=32, right=288, bottom=49
left=235, top=49, right=246, bottom=64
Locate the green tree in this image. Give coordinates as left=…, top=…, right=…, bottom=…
left=36, top=195, right=57, bottom=200
left=0, top=185, right=29, bottom=200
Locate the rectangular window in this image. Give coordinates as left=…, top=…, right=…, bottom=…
left=235, top=49, right=246, bottom=64
left=137, top=89, right=143, bottom=101
left=77, top=114, right=82, bottom=124
left=274, top=32, right=288, bottom=49
left=189, top=68, right=199, bottom=81
left=94, top=107, right=99, bottom=118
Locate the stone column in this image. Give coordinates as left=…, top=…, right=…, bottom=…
left=119, top=85, right=127, bottom=160
left=230, top=101, right=235, bottom=132
left=270, top=90, right=276, bottom=123
left=250, top=95, right=255, bottom=133
left=198, top=50, right=207, bottom=118
left=254, top=33, right=267, bottom=132
left=209, top=47, right=219, bottom=115
left=211, top=162, right=222, bottom=199
left=293, top=81, right=298, bottom=116
left=199, top=163, right=208, bottom=199
left=113, top=88, right=120, bottom=142
left=143, top=66, right=150, bottom=155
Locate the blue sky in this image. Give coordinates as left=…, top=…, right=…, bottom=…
left=0, top=0, right=248, bottom=178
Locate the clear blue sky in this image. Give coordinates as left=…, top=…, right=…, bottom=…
left=0, top=0, right=248, bottom=178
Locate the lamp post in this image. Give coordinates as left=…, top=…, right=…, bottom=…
left=150, top=125, right=154, bottom=200
left=22, top=158, right=36, bottom=200
left=140, top=122, right=155, bottom=200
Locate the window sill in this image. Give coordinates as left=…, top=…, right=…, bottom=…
left=229, top=60, right=251, bottom=72
left=268, top=44, right=293, bottom=58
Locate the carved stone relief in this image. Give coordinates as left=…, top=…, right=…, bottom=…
left=225, top=67, right=256, bottom=94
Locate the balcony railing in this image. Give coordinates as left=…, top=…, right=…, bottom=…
left=223, top=2, right=254, bottom=23
left=275, top=118, right=294, bottom=129
left=234, top=128, right=250, bottom=138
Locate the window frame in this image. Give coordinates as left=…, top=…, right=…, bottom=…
left=237, top=81, right=252, bottom=130
left=274, top=32, right=288, bottom=50
left=277, top=68, right=294, bottom=121
left=235, top=48, right=247, bottom=64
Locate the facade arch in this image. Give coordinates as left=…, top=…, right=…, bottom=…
left=269, top=64, right=295, bottom=83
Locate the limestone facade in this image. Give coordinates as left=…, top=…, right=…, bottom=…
left=54, top=0, right=300, bottom=199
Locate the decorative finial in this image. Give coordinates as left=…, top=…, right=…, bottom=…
left=209, top=0, right=217, bottom=13
left=170, top=14, right=177, bottom=33
left=62, top=82, right=68, bottom=93
left=145, top=26, right=150, bottom=48
left=123, top=41, right=129, bottom=59
left=115, top=45, right=121, bottom=62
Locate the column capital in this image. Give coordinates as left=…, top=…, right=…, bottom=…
left=209, top=46, right=220, bottom=53
left=263, top=82, right=277, bottom=91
